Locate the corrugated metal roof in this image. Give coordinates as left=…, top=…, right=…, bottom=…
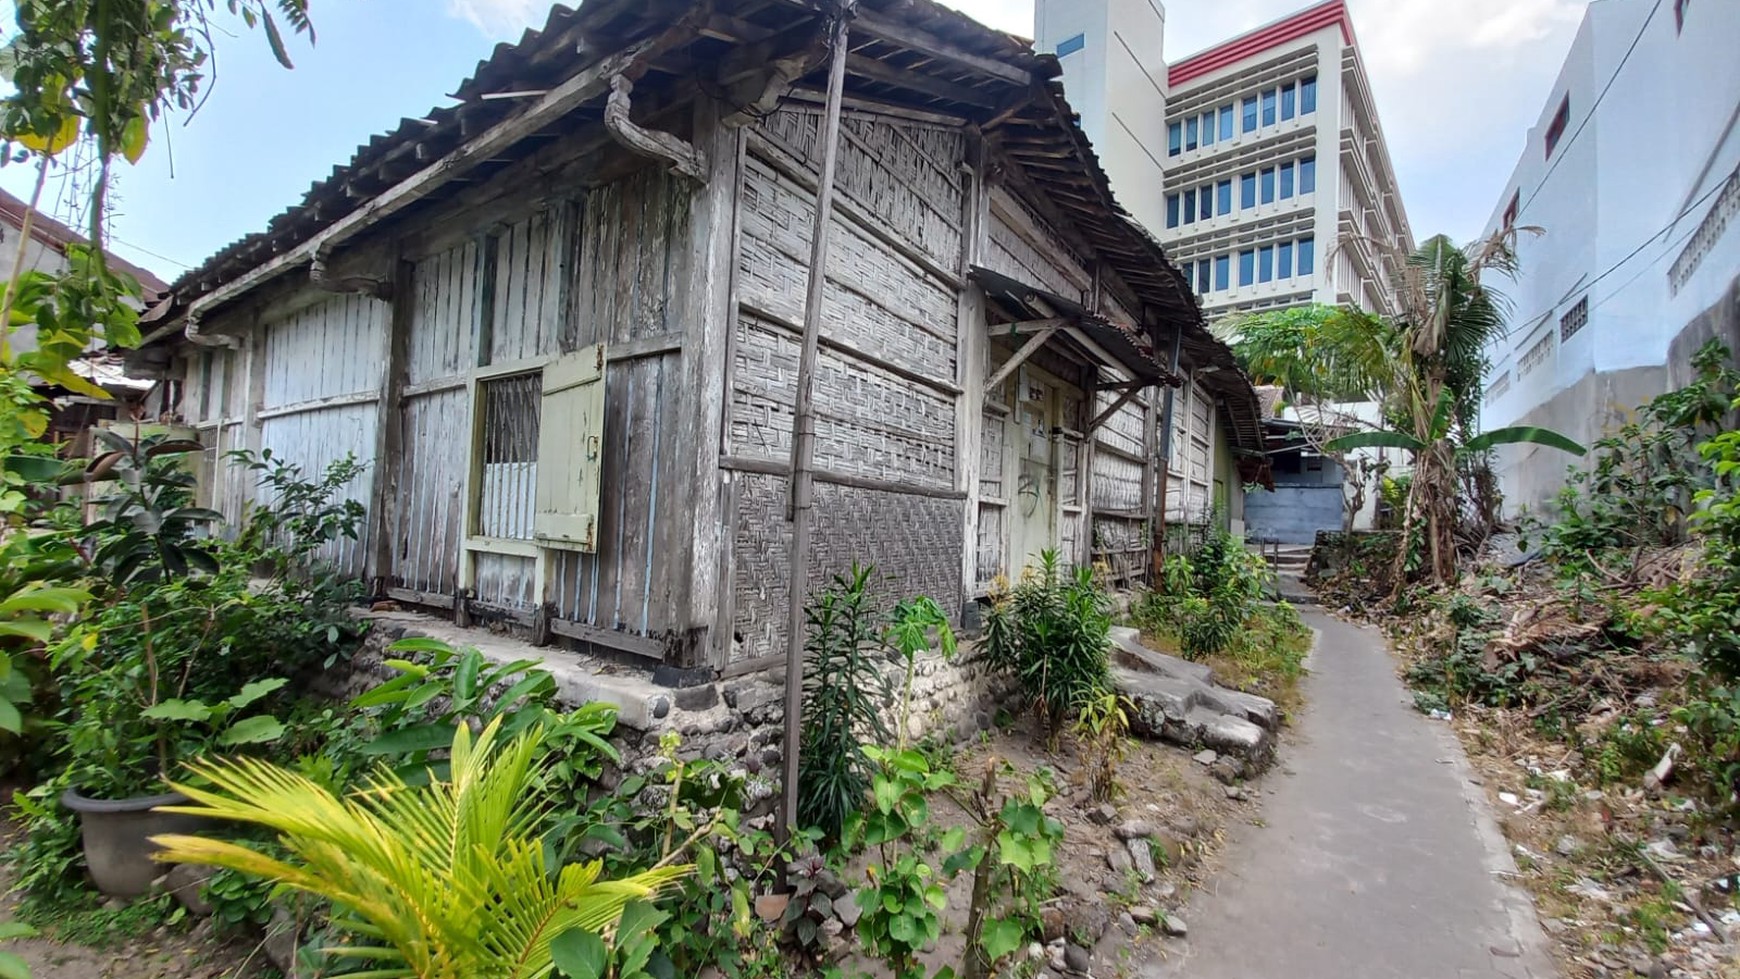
left=155, top=0, right=1262, bottom=449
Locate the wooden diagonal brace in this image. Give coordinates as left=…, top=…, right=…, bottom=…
left=1087, top=384, right=1146, bottom=432
left=605, top=75, right=708, bottom=181
left=985, top=325, right=1059, bottom=395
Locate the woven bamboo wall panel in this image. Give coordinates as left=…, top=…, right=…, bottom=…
left=1092, top=452, right=1144, bottom=512
left=739, top=156, right=957, bottom=382
left=572, top=167, right=694, bottom=346
left=1093, top=387, right=1146, bottom=459
left=730, top=312, right=956, bottom=487
left=756, top=108, right=965, bottom=271
left=978, top=413, right=1005, bottom=499
left=984, top=194, right=1091, bottom=299
left=730, top=472, right=965, bottom=663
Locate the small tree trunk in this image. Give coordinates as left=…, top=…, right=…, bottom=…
left=961, top=757, right=1000, bottom=979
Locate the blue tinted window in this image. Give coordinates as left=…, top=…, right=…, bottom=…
left=1258, top=246, right=1274, bottom=283
left=1300, top=76, right=1317, bottom=114
left=1219, top=105, right=1234, bottom=140
left=1055, top=32, right=1086, bottom=58
left=1240, top=173, right=1256, bottom=209
left=1281, top=84, right=1296, bottom=120
left=1242, top=97, right=1257, bottom=132
left=1217, top=180, right=1232, bottom=214
left=1260, top=168, right=1275, bottom=204
left=1185, top=117, right=1197, bottom=151
left=1166, top=194, right=1179, bottom=229
left=1278, top=242, right=1293, bottom=278
left=1197, top=261, right=1211, bottom=293
left=1215, top=255, right=1230, bottom=291
left=1238, top=250, right=1255, bottom=286
left=1261, top=89, right=1276, bottom=126
left=1168, top=122, right=1181, bottom=157
left=1298, top=236, right=1316, bottom=276
left=1199, top=187, right=1214, bottom=219
left=1280, top=162, right=1295, bottom=199
left=1299, top=156, right=1317, bottom=194
left=1202, top=112, right=1216, bottom=145
left=1183, top=192, right=1196, bottom=223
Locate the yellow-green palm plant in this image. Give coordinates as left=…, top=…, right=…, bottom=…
left=150, top=719, right=688, bottom=979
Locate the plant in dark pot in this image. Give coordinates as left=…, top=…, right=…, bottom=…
left=41, top=434, right=350, bottom=897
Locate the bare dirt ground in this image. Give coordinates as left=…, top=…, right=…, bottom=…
left=0, top=820, right=270, bottom=979
left=885, top=719, right=1260, bottom=979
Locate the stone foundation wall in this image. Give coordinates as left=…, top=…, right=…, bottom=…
left=332, top=610, right=1011, bottom=818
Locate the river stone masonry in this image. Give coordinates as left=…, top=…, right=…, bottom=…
left=1108, top=626, right=1279, bottom=772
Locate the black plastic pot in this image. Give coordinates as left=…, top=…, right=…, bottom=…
left=61, top=788, right=206, bottom=897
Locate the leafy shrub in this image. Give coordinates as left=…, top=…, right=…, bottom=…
left=1528, top=339, right=1738, bottom=572
left=797, top=565, right=893, bottom=844
left=1072, top=692, right=1130, bottom=803
left=982, top=550, right=1113, bottom=735
left=1135, top=525, right=1276, bottom=661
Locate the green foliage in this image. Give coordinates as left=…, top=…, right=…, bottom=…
left=798, top=565, right=893, bottom=844
left=889, top=595, right=956, bottom=751
left=0, top=919, right=37, bottom=979
left=955, top=765, right=1063, bottom=979
left=152, top=719, right=690, bottom=979
left=1527, top=340, right=1740, bottom=573
left=981, top=550, right=1113, bottom=735
left=83, top=431, right=220, bottom=584
left=1071, top=692, right=1130, bottom=803
left=1135, top=527, right=1273, bottom=661
left=847, top=746, right=957, bottom=979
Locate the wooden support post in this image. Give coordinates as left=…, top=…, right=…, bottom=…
left=955, top=128, right=988, bottom=611
left=780, top=0, right=854, bottom=848
left=678, top=97, right=744, bottom=670
left=369, top=258, right=415, bottom=593
left=1154, top=329, right=1183, bottom=570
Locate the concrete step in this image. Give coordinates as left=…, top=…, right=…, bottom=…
left=1108, top=627, right=1279, bottom=770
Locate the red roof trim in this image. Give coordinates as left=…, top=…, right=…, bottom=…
left=1168, top=0, right=1352, bottom=88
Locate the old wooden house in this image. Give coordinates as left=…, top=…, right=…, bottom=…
left=132, top=0, right=1265, bottom=679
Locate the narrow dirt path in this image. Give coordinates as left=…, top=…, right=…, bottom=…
left=1145, top=608, right=1558, bottom=979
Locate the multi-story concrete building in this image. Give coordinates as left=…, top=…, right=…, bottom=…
left=1033, top=0, right=1414, bottom=543
left=1478, top=0, right=1740, bottom=514
left=1034, top=0, right=1413, bottom=323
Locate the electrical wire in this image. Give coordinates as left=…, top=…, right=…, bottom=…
left=1515, top=0, right=1664, bottom=223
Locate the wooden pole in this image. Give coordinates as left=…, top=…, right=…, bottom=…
left=779, top=0, right=854, bottom=846
left=1152, top=329, right=1184, bottom=573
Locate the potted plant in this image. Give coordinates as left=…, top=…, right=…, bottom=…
left=48, top=432, right=294, bottom=895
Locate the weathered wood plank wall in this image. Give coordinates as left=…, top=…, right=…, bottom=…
left=258, top=294, right=389, bottom=575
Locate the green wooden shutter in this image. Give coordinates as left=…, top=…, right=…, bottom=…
left=533, top=344, right=607, bottom=552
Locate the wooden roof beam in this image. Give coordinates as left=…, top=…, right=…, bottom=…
left=848, top=8, right=1030, bottom=87
left=843, top=53, right=999, bottom=108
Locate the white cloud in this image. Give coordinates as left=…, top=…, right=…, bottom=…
left=445, top=0, right=545, bottom=37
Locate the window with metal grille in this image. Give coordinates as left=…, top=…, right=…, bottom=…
left=476, top=371, right=541, bottom=539
left=1559, top=296, right=1589, bottom=341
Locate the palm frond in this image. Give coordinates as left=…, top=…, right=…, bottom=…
left=153, top=719, right=689, bottom=978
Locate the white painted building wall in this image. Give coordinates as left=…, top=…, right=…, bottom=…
left=1480, top=0, right=1740, bottom=514
left=1033, top=0, right=1170, bottom=238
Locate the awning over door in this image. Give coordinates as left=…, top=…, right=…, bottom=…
left=969, top=266, right=1180, bottom=389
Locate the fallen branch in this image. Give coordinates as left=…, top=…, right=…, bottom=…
left=1630, top=839, right=1727, bottom=942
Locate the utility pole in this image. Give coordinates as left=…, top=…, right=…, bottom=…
left=778, top=0, right=855, bottom=846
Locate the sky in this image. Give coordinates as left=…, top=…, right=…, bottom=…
left=0, top=0, right=1590, bottom=284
